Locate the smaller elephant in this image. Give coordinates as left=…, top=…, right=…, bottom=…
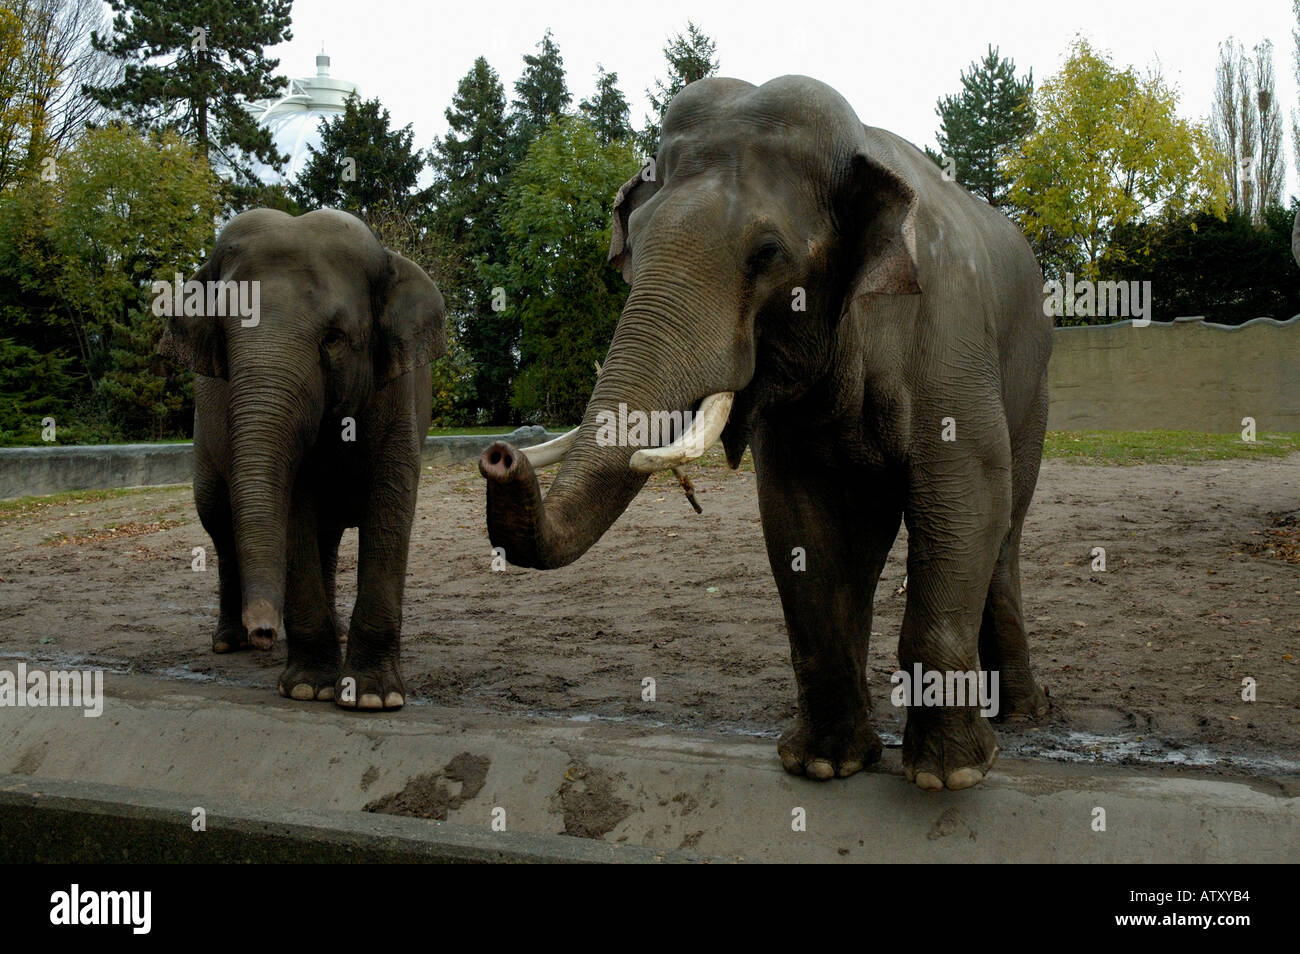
left=158, top=208, right=445, bottom=709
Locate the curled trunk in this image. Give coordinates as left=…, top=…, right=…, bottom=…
left=481, top=274, right=740, bottom=568
left=480, top=432, right=647, bottom=569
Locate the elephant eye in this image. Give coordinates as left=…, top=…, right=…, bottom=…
left=747, top=240, right=785, bottom=274
left=322, top=328, right=346, bottom=347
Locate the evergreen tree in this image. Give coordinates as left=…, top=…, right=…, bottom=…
left=641, top=21, right=718, bottom=157
left=0, top=338, right=78, bottom=443
left=428, top=57, right=515, bottom=422
left=928, top=45, right=1033, bottom=207
left=85, top=0, right=293, bottom=193
left=290, top=93, right=425, bottom=218
left=509, top=29, right=570, bottom=160
left=579, top=65, right=633, bottom=145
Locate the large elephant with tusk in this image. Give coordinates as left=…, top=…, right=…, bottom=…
left=480, top=75, right=1053, bottom=791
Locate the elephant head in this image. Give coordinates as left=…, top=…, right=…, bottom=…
left=158, top=207, right=445, bottom=645
left=481, top=76, right=920, bottom=568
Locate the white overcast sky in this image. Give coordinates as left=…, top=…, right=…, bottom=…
left=269, top=0, right=1299, bottom=196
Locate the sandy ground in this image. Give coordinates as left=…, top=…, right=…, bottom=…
left=1, top=451, right=1297, bottom=780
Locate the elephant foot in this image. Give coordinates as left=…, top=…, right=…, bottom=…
left=212, top=622, right=248, bottom=654
left=994, top=675, right=1049, bottom=723
left=335, top=658, right=406, bottom=711
left=277, top=656, right=341, bottom=702
left=902, top=707, right=999, bottom=791
left=778, top=711, right=883, bottom=780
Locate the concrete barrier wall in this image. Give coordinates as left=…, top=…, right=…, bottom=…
left=0, top=426, right=557, bottom=500
left=4, top=316, right=1298, bottom=499
left=0, top=443, right=195, bottom=501
left=1048, top=315, right=1300, bottom=432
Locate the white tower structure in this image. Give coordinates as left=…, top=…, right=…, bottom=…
left=244, top=51, right=360, bottom=184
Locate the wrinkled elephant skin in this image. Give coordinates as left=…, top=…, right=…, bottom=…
left=158, top=208, right=446, bottom=711
left=481, top=76, right=1052, bottom=790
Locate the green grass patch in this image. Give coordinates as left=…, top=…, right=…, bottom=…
left=1043, top=430, right=1300, bottom=465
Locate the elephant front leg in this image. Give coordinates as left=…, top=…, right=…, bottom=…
left=278, top=496, right=342, bottom=701
left=336, top=458, right=417, bottom=711
left=899, top=455, right=1011, bottom=791
left=755, top=444, right=902, bottom=780
left=195, top=470, right=246, bottom=654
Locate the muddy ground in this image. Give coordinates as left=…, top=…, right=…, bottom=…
left=1, top=451, right=1297, bottom=781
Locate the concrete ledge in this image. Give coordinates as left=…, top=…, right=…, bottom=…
left=0, top=774, right=691, bottom=864
left=0, top=427, right=558, bottom=499
left=1, top=673, right=1294, bottom=863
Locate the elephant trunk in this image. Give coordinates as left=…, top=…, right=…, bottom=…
left=225, top=344, right=320, bottom=646
left=481, top=271, right=741, bottom=569
left=480, top=430, right=648, bottom=570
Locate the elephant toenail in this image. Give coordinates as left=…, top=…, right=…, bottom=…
left=838, top=760, right=863, bottom=777
left=806, top=759, right=835, bottom=780
left=946, top=767, right=985, bottom=790
left=358, top=692, right=384, bottom=709
left=290, top=684, right=315, bottom=701
left=914, top=771, right=944, bottom=791
left=384, top=691, right=405, bottom=709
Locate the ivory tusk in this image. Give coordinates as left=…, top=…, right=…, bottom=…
left=628, top=392, right=734, bottom=474
left=519, top=427, right=578, bottom=468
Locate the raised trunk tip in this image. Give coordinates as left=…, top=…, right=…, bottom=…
left=479, top=441, right=548, bottom=568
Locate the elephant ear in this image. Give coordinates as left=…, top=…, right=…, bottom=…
left=608, top=161, right=662, bottom=284
left=374, top=251, right=446, bottom=386
left=844, top=151, right=922, bottom=310
left=155, top=260, right=229, bottom=379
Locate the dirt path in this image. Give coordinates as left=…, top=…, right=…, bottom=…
left=2, top=452, right=1297, bottom=780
